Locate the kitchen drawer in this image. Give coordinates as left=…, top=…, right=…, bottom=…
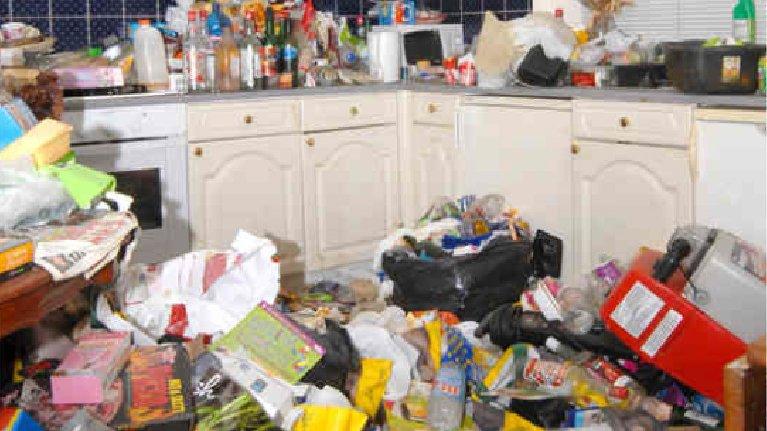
left=302, top=94, right=397, bottom=131
left=412, top=93, right=458, bottom=126
left=188, top=100, right=300, bottom=141
left=64, top=104, right=186, bottom=143
left=573, top=100, right=693, bottom=147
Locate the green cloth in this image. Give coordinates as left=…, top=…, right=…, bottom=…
left=42, top=162, right=115, bottom=208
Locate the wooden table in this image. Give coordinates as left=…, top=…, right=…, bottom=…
left=0, top=262, right=117, bottom=339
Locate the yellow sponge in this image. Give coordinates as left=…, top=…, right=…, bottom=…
left=0, top=119, right=72, bottom=168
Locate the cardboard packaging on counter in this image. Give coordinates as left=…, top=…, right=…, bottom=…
left=50, top=331, right=131, bottom=405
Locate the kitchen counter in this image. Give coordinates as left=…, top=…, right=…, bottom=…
left=63, top=82, right=767, bottom=110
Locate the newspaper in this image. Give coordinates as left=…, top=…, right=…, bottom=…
left=18, top=211, right=137, bottom=281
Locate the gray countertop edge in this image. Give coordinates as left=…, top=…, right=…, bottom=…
left=62, top=82, right=767, bottom=110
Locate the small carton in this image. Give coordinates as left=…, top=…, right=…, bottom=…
left=51, top=331, right=131, bottom=405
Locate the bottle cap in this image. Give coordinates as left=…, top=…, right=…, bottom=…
left=188, top=10, right=197, bottom=20
left=138, top=19, right=151, bottom=26
left=199, top=9, right=208, bottom=19
left=245, top=10, right=254, bottom=20
left=555, top=8, right=564, bottom=18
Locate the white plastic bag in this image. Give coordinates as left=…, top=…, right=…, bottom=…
left=116, top=230, right=280, bottom=340
left=0, top=164, right=75, bottom=229
left=511, top=12, right=577, bottom=61
left=346, top=324, right=413, bottom=400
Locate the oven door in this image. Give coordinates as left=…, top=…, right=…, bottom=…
left=72, top=137, right=190, bottom=263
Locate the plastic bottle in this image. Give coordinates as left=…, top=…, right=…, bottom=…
left=732, top=0, right=756, bottom=43
left=207, top=2, right=224, bottom=38
left=404, top=0, right=416, bottom=24
left=134, top=19, right=169, bottom=91
left=427, top=364, right=466, bottom=431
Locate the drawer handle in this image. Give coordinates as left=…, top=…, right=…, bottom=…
left=427, top=103, right=438, bottom=114
left=244, top=115, right=253, bottom=124
left=619, top=117, right=630, bottom=128
left=350, top=106, right=359, bottom=116
left=194, top=147, right=203, bottom=157
left=306, top=137, right=316, bottom=147
left=570, top=143, right=580, bottom=155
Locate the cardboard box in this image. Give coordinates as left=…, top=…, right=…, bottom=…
left=51, top=331, right=131, bottom=405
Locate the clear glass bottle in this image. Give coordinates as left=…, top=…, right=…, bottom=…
left=184, top=10, right=207, bottom=92
left=199, top=10, right=217, bottom=92
left=240, top=11, right=263, bottom=91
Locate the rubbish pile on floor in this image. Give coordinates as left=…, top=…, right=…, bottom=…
left=1, top=194, right=764, bottom=431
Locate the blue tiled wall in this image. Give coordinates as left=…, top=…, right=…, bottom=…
left=1, top=0, right=530, bottom=51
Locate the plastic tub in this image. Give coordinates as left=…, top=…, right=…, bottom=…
left=665, top=41, right=765, bottom=94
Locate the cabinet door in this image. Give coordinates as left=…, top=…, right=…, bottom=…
left=410, top=124, right=459, bottom=219
left=188, top=136, right=304, bottom=273
left=572, top=140, right=692, bottom=276
left=460, top=104, right=574, bottom=283
left=303, top=126, right=400, bottom=270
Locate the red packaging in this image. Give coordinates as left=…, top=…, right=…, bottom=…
left=600, top=250, right=747, bottom=404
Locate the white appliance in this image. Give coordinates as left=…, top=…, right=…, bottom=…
left=370, top=24, right=464, bottom=67
left=695, top=118, right=766, bottom=250
left=62, top=101, right=190, bottom=263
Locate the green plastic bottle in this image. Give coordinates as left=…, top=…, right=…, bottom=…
left=732, top=0, right=756, bottom=43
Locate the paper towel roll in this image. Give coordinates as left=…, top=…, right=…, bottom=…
left=376, top=31, right=400, bottom=83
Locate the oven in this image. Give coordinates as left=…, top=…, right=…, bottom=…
left=62, top=101, right=189, bottom=263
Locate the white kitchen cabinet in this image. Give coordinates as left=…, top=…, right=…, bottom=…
left=572, top=140, right=692, bottom=276
left=459, top=98, right=575, bottom=283
left=409, top=124, right=459, bottom=219
left=188, top=135, right=305, bottom=273
left=302, top=125, right=400, bottom=270
left=694, top=111, right=766, bottom=249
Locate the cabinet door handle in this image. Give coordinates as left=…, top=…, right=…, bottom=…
left=306, top=137, right=316, bottom=147
left=350, top=106, right=359, bottom=116
left=427, top=103, right=438, bottom=113
left=570, top=143, right=580, bottom=154
left=244, top=115, right=254, bottom=124
left=194, top=147, right=203, bottom=157
left=619, top=116, right=630, bottom=128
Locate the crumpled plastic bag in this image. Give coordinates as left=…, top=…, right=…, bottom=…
left=0, top=163, right=75, bottom=229
left=512, top=12, right=577, bottom=62
left=346, top=324, right=415, bottom=400
left=116, top=230, right=279, bottom=340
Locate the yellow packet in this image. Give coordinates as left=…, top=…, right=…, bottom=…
left=354, top=358, right=393, bottom=417
left=293, top=405, right=368, bottom=431
left=424, top=320, right=442, bottom=372
left=503, top=412, right=543, bottom=431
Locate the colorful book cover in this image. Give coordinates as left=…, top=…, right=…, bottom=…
left=112, top=344, right=194, bottom=431
left=211, top=301, right=325, bottom=384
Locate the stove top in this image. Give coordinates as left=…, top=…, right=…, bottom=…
left=62, top=84, right=148, bottom=98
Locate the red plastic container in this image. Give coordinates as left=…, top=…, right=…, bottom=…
left=600, top=248, right=748, bottom=404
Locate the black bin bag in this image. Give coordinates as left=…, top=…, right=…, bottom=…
left=382, top=237, right=533, bottom=321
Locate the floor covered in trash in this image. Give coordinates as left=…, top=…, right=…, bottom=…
left=1, top=194, right=764, bottom=431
